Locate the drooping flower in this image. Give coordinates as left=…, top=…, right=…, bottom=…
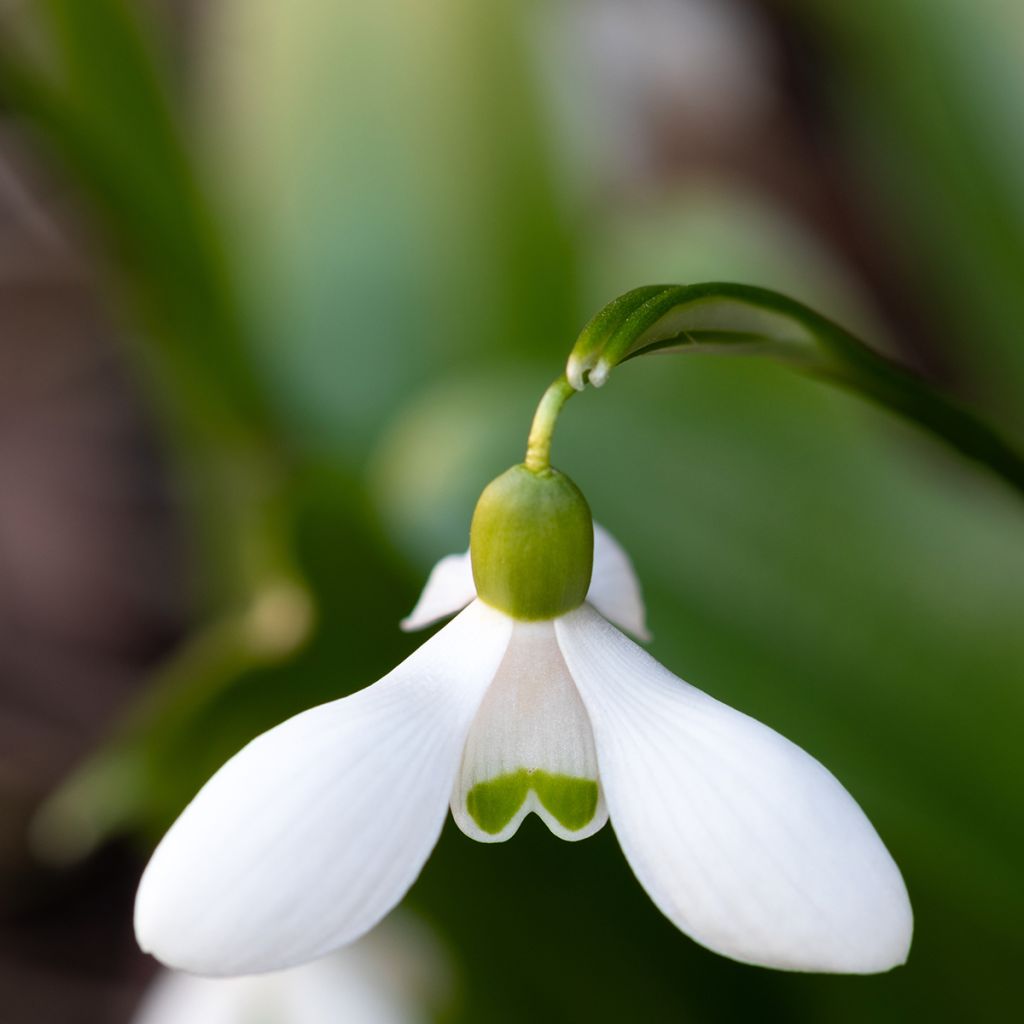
left=135, top=462, right=912, bottom=977
left=131, top=914, right=447, bottom=1024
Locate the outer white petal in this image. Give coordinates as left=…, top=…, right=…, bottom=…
left=556, top=605, right=912, bottom=974
left=588, top=524, right=650, bottom=640
left=400, top=551, right=476, bottom=631
left=135, top=601, right=512, bottom=976
left=401, top=524, right=648, bottom=640
left=452, top=621, right=607, bottom=843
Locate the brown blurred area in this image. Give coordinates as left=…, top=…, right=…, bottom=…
left=0, top=123, right=188, bottom=1021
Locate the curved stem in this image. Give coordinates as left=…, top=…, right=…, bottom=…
left=525, top=375, right=576, bottom=471
left=570, top=283, right=1024, bottom=501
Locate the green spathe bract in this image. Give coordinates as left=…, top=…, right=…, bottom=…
left=467, top=770, right=599, bottom=835
left=470, top=463, right=593, bottom=620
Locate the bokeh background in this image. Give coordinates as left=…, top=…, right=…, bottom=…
left=1, top=1, right=1023, bottom=1021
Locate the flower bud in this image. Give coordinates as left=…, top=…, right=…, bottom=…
left=470, top=464, right=593, bottom=620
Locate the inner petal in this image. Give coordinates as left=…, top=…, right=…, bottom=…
left=452, top=620, right=608, bottom=843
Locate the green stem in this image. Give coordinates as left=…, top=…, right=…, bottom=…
left=525, top=375, right=576, bottom=471
left=570, top=283, right=1024, bottom=501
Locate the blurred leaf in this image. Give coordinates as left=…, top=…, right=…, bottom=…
left=585, top=185, right=884, bottom=336
left=0, top=0, right=301, bottom=619
left=202, top=0, right=581, bottom=451
left=0, top=0, right=271, bottom=445
left=33, top=464, right=416, bottom=852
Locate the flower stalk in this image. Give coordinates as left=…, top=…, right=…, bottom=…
left=567, top=283, right=1024, bottom=500
left=524, top=375, right=576, bottom=472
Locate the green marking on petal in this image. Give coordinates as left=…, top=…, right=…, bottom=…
left=466, top=770, right=599, bottom=835
left=466, top=774, right=528, bottom=836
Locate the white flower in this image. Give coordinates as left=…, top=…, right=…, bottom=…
left=131, top=915, right=445, bottom=1024
left=135, top=521, right=911, bottom=977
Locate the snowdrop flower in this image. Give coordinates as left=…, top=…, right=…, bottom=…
left=131, top=915, right=446, bottom=1024
left=135, top=454, right=912, bottom=977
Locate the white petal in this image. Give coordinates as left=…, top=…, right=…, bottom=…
left=452, top=621, right=607, bottom=843
left=135, top=601, right=512, bottom=976
left=400, top=551, right=476, bottom=631
left=556, top=605, right=912, bottom=973
left=587, top=524, right=650, bottom=640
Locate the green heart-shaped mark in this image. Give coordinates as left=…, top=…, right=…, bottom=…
left=466, top=770, right=599, bottom=834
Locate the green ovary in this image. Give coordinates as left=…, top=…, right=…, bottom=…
left=466, top=770, right=599, bottom=834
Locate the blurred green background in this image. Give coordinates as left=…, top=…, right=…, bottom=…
left=0, top=0, right=1022, bottom=1021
